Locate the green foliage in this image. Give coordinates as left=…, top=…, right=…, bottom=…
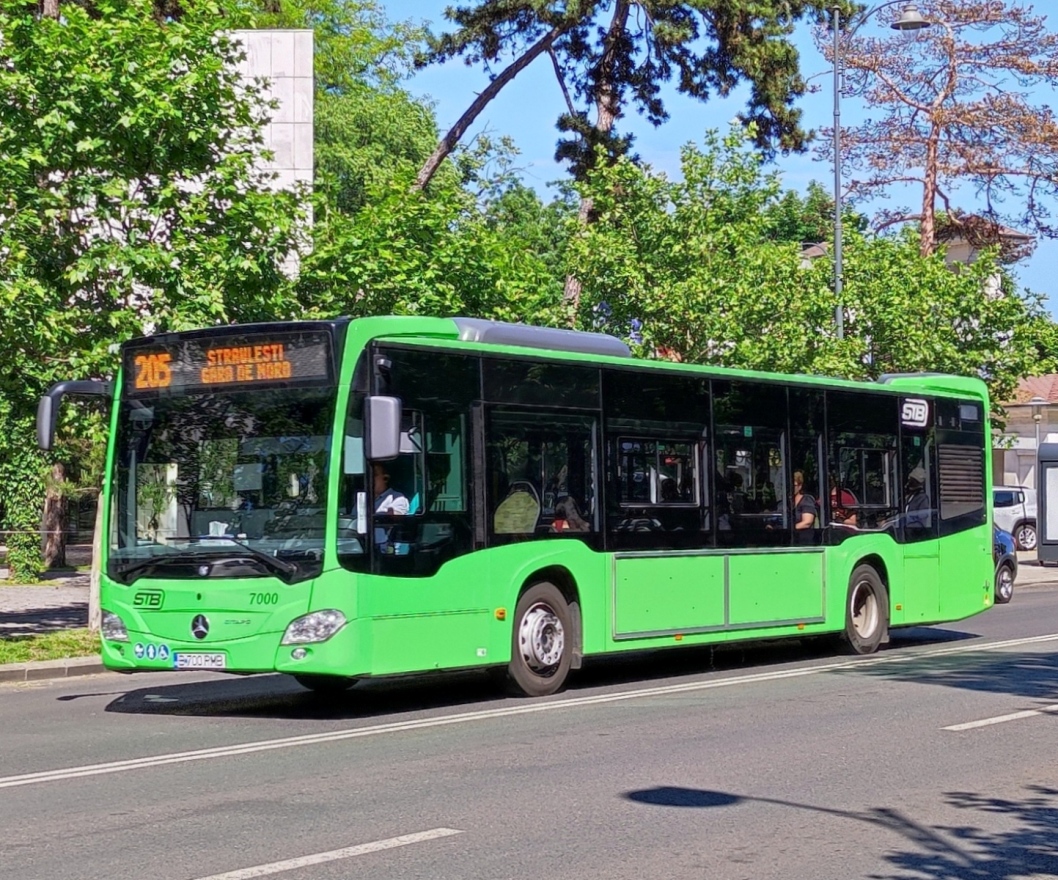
left=761, top=181, right=867, bottom=245
left=0, top=0, right=306, bottom=570
left=246, top=0, right=425, bottom=92
left=297, top=171, right=567, bottom=324
left=315, top=87, right=439, bottom=214
left=568, top=127, right=1039, bottom=403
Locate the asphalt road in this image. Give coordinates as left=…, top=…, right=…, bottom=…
left=2, top=587, right=1058, bottom=880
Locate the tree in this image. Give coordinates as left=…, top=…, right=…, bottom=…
left=566, top=127, right=1039, bottom=405
left=815, top=0, right=1058, bottom=256
left=296, top=171, right=567, bottom=325
left=413, top=0, right=842, bottom=192
left=0, top=0, right=304, bottom=581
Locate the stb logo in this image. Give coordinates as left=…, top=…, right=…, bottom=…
left=901, top=398, right=930, bottom=428
left=133, top=591, right=163, bottom=610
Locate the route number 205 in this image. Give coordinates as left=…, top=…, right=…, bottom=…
left=134, top=353, right=172, bottom=390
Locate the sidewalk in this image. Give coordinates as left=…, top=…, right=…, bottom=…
left=0, top=565, right=102, bottom=682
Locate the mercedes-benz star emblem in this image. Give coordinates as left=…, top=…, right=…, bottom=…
left=191, top=614, right=210, bottom=640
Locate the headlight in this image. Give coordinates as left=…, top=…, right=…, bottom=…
left=102, top=610, right=129, bottom=642
left=281, top=610, right=347, bottom=645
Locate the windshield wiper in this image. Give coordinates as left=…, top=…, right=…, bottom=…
left=191, top=536, right=299, bottom=579
left=114, top=540, right=298, bottom=585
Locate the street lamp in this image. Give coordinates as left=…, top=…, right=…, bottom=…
left=1031, top=395, right=1046, bottom=450
left=832, top=3, right=931, bottom=340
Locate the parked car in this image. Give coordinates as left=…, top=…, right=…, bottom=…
left=993, top=486, right=1037, bottom=551
left=993, top=525, right=1017, bottom=604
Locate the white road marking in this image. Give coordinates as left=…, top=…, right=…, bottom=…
left=190, top=828, right=462, bottom=879
left=944, top=703, right=1058, bottom=731
left=3, top=632, right=1057, bottom=791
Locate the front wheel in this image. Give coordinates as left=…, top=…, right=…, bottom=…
left=1015, top=522, right=1037, bottom=551
left=294, top=674, right=358, bottom=694
left=507, top=582, right=574, bottom=697
left=841, top=565, right=888, bottom=655
left=994, top=563, right=1015, bottom=604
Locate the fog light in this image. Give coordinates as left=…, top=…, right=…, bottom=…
left=102, top=610, right=129, bottom=642
left=291, top=648, right=308, bottom=660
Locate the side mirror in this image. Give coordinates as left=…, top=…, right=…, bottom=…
left=37, top=380, right=112, bottom=451
left=365, top=396, right=401, bottom=461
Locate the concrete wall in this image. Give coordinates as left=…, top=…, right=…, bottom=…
left=993, top=405, right=1057, bottom=489
left=232, top=29, right=314, bottom=194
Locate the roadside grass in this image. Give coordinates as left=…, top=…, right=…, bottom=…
left=0, top=630, right=99, bottom=664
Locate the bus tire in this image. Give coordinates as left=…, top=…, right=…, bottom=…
left=293, top=674, right=357, bottom=694
left=508, top=581, right=573, bottom=697
left=841, top=565, right=888, bottom=655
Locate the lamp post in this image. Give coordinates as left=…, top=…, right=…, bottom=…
left=832, top=3, right=931, bottom=340
left=1031, top=395, right=1046, bottom=450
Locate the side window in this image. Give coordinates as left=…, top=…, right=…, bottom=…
left=712, top=381, right=789, bottom=548
left=827, top=392, right=900, bottom=539
left=603, top=367, right=710, bottom=550
left=341, top=346, right=478, bottom=577
left=900, top=430, right=937, bottom=543
left=994, top=491, right=1014, bottom=508
left=487, top=411, right=597, bottom=544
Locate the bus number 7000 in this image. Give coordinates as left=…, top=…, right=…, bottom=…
left=249, top=592, right=279, bottom=606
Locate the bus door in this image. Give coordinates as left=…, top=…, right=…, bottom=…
left=899, top=422, right=939, bottom=623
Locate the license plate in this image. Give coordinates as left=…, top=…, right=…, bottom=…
left=173, top=652, right=226, bottom=670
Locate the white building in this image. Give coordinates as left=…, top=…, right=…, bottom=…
left=993, top=376, right=1058, bottom=489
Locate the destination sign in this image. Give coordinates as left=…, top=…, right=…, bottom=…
left=123, top=328, right=333, bottom=396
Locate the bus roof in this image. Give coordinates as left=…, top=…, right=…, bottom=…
left=347, top=315, right=989, bottom=403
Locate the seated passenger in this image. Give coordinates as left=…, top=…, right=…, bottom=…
left=552, top=495, right=590, bottom=532
left=829, top=476, right=858, bottom=527
left=659, top=477, right=679, bottom=503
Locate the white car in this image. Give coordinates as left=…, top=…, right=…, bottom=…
left=993, top=486, right=1037, bottom=551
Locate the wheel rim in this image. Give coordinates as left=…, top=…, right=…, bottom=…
left=518, top=601, right=565, bottom=675
left=850, top=579, right=879, bottom=640
left=997, top=567, right=1014, bottom=601
left=1018, top=526, right=1037, bottom=550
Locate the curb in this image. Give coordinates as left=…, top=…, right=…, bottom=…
left=0, top=655, right=106, bottom=683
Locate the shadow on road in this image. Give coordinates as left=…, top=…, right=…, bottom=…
left=100, top=626, right=991, bottom=721
left=849, top=640, right=1058, bottom=702
left=0, top=603, right=88, bottom=636
left=623, top=784, right=1058, bottom=879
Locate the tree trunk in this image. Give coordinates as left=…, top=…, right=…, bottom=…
left=41, top=0, right=59, bottom=17
left=562, top=0, right=630, bottom=319
left=413, top=25, right=566, bottom=192
left=42, top=463, right=68, bottom=569
left=919, top=128, right=941, bottom=257
left=88, top=490, right=103, bottom=632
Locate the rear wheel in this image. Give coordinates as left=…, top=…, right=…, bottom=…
left=507, top=581, right=573, bottom=697
left=294, top=674, right=357, bottom=694
left=841, top=565, right=888, bottom=655
left=994, top=563, right=1015, bottom=604
left=1015, top=522, right=1037, bottom=551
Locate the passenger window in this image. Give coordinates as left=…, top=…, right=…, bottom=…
left=712, top=381, right=789, bottom=548
left=994, top=491, right=1013, bottom=508
left=487, top=411, right=597, bottom=544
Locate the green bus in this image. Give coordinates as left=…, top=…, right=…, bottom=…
left=37, top=316, right=994, bottom=696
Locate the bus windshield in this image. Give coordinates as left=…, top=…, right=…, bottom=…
left=109, top=387, right=336, bottom=584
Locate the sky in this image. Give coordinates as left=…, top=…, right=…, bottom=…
left=381, top=1, right=1058, bottom=317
